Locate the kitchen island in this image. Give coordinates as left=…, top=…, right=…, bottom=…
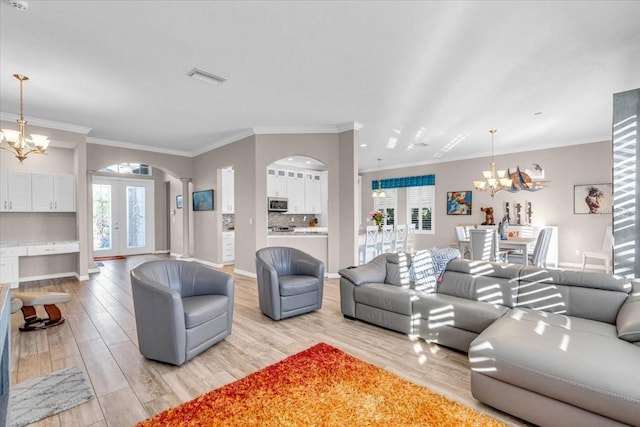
left=267, top=227, right=328, bottom=267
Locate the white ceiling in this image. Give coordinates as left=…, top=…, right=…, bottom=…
left=1, top=1, right=639, bottom=172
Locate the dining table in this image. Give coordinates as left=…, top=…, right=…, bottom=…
left=458, top=237, right=537, bottom=266
left=498, top=237, right=537, bottom=266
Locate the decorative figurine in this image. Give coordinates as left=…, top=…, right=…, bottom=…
left=527, top=202, right=533, bottom=225
left=515, top=203, right=522, bottom=225
left=481, top=206, right=495, bottom=225
left=505, top=202, right=511, bottom=224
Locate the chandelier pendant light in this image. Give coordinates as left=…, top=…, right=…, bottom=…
left=372, top=158, right=386, bottom=198
left=1, top=74, right=50, bottom=164
left=473, top=129, right=512, bottom=198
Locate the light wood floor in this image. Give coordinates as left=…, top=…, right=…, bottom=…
left=10, top=254, right=531, bottom=427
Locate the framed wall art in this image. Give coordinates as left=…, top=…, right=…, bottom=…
left=447, top=191, right=472, bottom=215
left=193, top=189, right=214, bottom=211
left=574, top=184, right=612, bottom=214
left=176, top=195, right=183, bottom=209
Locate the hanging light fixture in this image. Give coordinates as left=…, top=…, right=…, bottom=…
left=372, top=158, right=386, bottom=198
left=1, top=74, right=50, bottom=164
left=473, top=129, right=512, bottom=198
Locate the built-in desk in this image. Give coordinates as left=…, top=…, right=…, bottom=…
left=0, top=241, right=80, bottom=288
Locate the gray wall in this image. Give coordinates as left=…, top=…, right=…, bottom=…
left=361, top=141, right=612, bottom=268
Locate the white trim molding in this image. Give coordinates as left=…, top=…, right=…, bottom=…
left=0, top=112, right=92, bottom=134
left=87, top=137, right=192, bottom=157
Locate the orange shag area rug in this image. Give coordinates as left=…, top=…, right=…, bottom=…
left=137, top=343, right=505, bottom=427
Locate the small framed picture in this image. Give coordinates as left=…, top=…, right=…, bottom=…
left=447, top=191, right=472, bottom=215
left=574, top=184, right=612, bottom=214
left=176, top=195, right=183, bottom=209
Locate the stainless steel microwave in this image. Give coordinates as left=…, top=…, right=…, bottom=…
left=268, top=197, right=288, bottom=212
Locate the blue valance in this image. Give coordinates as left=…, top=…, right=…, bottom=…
left=372, top=174, right=435, bottom=190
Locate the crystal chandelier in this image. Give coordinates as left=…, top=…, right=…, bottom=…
left=473, top=129, right=512, bottom=198
left=372, top=158, right=386, bottom=198
left=1, top=74, right=50, bottom=164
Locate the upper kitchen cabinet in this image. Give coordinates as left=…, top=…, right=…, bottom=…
left=304, top=172, right=323, bottom=214
left=31, top=173, right=76, bottom=212
left=286, top=170, right=305, bottom=213
left=221, top=167, right=234, bottom=214
left=0, top=172, right=31, bottom=212
left=267, top=168, right=287, bottom=197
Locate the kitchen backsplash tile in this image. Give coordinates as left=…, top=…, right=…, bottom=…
left=269, top=213, right=320, bottom=228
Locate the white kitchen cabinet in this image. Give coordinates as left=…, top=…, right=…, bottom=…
left=286, top=170, right=305, bottom=213
left=304, top=172, right=322, bottom=214
left=0, top=172, right=31, bottom=212
left=267, top=168, right=287, bottom=197
left=222, top=231, right=235, bottom=263
left=0, top=246, right=25, bottom=288
left=31, top=173, right=76, bottom=212
left=221, top=168, right=234, bottom=214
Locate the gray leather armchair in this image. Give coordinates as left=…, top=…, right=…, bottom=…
left=255, top=247, right=324, bottom=320
left=130, top=260, right=234, bottom=365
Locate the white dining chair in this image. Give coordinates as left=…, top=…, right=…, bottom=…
left=582, top=225, right=613, bottom=273
left=380, top=225, right=395, bottom=254
left=405, top=224, right=416, bottom=254
left=455, top=226, right=470, bottom=259
left=510, top=227, right=553, bottom=267
left=394, top=224, right=407, bottom=252
left=360, top=226, right=380, bottom=264
left=469, top=229, right=506, bottom=262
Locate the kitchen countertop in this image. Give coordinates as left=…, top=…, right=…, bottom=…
left=0, top=240, right=80, bottom=248
left=268, top=226, right=328, bottom=236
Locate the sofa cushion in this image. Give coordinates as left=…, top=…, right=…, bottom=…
left=182, top=295, right=228, bottom=329
left=385, top=252, right=413, bottom=286
left=278, top=275, right=319, bottom=296
left=354, top=283, right=416, bottom=316
left=413, top=294, right=509, bottom=334
left=617, top=280, right=640, bottom=343
left=469, top=308, right=640, bottom=426
left=517, top=267, right=630, bottom=324
left=438, top=260, right=520, bottom=308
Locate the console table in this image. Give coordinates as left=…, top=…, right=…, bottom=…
left=0, top=241, right=80, bottom=288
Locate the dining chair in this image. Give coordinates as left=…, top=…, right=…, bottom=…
left=509, top=227, right=553, bottom=267
left=394, top=224, right=407, bottom=252
left=360, top=225, right=380, bottom=264
left=582, top=225, right=613, bottom=273
left=380, top=225, right=395, bottom=254
left=405, top=224, right=416, bottom=254
left=455, top=226, right=470, bottom=259
left=469, top=229, right=506, bottom=262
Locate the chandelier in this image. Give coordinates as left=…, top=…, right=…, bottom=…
left=473, top=129, right=512, bottom=198
left=372, top=158, right=386, bottom=198
left=1, top=74, right=50, bottom=164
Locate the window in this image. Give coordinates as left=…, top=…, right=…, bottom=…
left=99, top=163, right=151, bottom=176
left=373, top=188, right=397, bottom=226
left=407, top=186, right=434, bottom=233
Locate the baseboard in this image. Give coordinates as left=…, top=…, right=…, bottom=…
left=327, top=272, right=340, bottom=279
left=19, top=272, right=78, bottom=283
left=152, top=250, right=170, bottom=254
left=234, top=268, right=257, bottom=278
left=192, top=258, right=223, bottom=269
left=558, top=261, right=607, bottom=272
left=76, top=273, right=90, bottom=281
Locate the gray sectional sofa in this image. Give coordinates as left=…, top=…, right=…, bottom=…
left=339, top=253, right=640, bottom=427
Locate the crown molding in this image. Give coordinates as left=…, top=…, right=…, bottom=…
left=253, top=121, right=363, bottom=135
left=191, top=128, right=256, bottom=157
left=86, top=137, right=192, bottom=157
left=0, top=112, right=92, bottom=134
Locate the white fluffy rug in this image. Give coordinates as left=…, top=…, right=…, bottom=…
left=10, top=366, right=93, bottom=427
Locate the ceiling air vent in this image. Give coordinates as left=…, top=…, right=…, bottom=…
left=188, top=68, right=226, bottom=86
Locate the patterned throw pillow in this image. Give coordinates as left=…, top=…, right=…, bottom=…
left=409, top=247, right=461, bottom=292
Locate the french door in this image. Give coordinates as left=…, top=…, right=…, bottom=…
left=92, top=177, right=155, bottom=257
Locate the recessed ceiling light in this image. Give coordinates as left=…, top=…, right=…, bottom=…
left=360, top=143, right=367, bottom=147
left=534, top=111, right=543, bottom=116
left=188, top=68, right=226, bottom=85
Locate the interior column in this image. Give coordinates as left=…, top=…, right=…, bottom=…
left=180, top=178, right=192, bottom=259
